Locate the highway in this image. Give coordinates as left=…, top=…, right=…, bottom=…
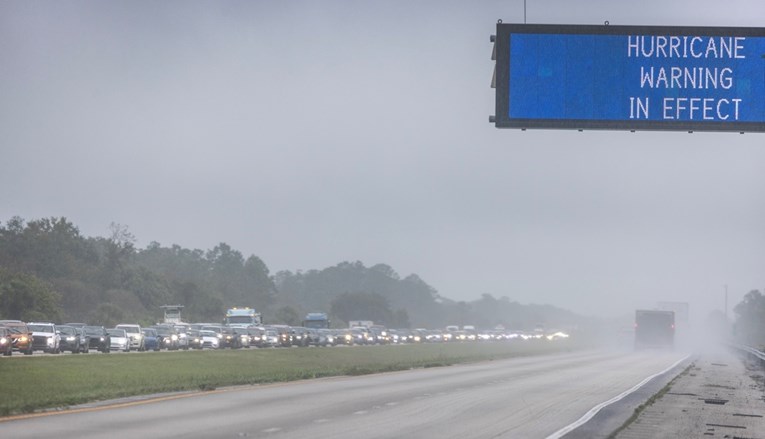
left=1, top=350, right=688, bottom=438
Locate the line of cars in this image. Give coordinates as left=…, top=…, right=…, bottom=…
left=0, top=320, right=200, bottom=355
left=0, top=319, right=568, bottom=356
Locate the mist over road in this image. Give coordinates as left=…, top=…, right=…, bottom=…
left=2, top=349, right=687, bottom=438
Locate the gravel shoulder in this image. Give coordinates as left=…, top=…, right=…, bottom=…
left=615, top=347, right=765, bottom=439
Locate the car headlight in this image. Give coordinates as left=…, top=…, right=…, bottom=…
left=20, top=336, right=28, bottom=342
left=0, top=337, right=7, bottom=345
left=171, top=334, right=178, bottom=341
left=66, top=336, right=76, bottom=341
left=100, top=337, right=105, bottom=341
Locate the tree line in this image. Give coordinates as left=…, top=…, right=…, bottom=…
left=0, top=216, right=586, bottom=330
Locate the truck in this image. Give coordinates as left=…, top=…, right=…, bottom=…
left=634, top=309, right=675, bottom=350
left=302, top=312, right=330, bottom=329
left=224, top=307, right=262, bottom=327
left=348, top=320, right=373, bottom=329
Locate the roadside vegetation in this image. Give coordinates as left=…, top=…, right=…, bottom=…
left=0, top=216, right=589, bottom=331
left=0, top=341, right=577, bottom=416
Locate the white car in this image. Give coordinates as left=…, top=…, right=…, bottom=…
left=200, top=330, right=220, bottom=349
left=115, top=324, right=144, bottom=351
left=107, top=328, right=130, bottom=352
left=264, top=329, right=279, bottom=347
left=27, top=322, right=60, bottom=354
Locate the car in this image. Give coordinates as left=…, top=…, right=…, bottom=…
left=107, top=328, right=130, bottom=352
left=201, top=325, right=229, bottom=348
left=27, top=322, right=61, bottom=353
left=349, top=328, right=370, bottom=345
left=74, top=327, right=90, bottom=352
left=221, top=326, right=242, bottom=349
left=245, top=326, right=266, bottom=348
left=229, top=326, right=251, bottom=349
left=186, top=329, right=204, bottom=350
left=141, top=328, right=161, bottom=351
left=268, top=325, right=292, bottom=347
left=115, top=324, right=144, bottom=351
left=57, top=325, right=87, bottom=353
left=290, top=327, right=310, bottom=347
left=0, top=326, right=13, bottom=356
left=0, top=321, right=34, bottom=355
left=200, top=330, right=220, bottom=349
left=173, top=324, right=191, bottom=350
left=334, top=329, right=354, bottom=345
left=262, top=329, right=279, bottom=347
left=316, top=328, right=335, bottom=346
left=82, top=325, right=111, bottom=353
left=153, top=325, right=180, bottom=350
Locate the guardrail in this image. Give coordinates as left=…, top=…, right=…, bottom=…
left=731, top=343, right=765, bottom=368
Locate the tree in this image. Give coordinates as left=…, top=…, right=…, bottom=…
left=90, top=303, right=125, bottom=328
left=0, top=268, right=61, bottom=322
left=207, top=242, right=246, bottom=303
left=734, top=290, right=765, bottom=347
left=96, top=222, right=137, bottom=288
left=243, top=255, right=276, bottom=309
left=330, top=292, right=394, bottom=326
left=273, top=306, right=300, bottom=326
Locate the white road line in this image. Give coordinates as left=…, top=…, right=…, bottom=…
left=261, top=427, right=282, bottom=434
left=546, top=355, right=690, bottom=439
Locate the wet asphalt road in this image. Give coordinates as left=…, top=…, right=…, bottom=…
left=1, top=349, right=688, bottom=439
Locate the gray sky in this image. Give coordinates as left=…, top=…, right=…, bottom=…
left=1, top=0, right=764, bottom=321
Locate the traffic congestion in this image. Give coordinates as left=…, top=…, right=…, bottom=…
left=0, top=307, right=569, bottom=356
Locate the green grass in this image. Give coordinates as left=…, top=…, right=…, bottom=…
left=0, top=340, right=577, bottom=416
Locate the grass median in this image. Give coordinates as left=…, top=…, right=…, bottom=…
left=0, top=340, right=577, bottom=416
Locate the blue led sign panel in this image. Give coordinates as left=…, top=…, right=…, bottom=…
left=493, top=24, right=765, bottom=132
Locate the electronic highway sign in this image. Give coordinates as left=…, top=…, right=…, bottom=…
left=491, top=23, right=765, bottom=132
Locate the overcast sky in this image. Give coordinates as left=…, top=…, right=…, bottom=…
left=1, top=0, right=764, bottom=321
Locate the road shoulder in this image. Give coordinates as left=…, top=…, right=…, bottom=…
left=615, top=348, right=765, bottom=438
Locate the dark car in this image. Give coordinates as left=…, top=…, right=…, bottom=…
left=153, top=326, right=180, bottom=350
left=334, top=329, right=354, bottom=345
left=245, top=326, right=266, bottom=348
left=57, top=325, right=87, bottom=354
left=141, top=328, right=161, bottom=351
left=186, top=329, right=203, bottom=350
left=0, top=320, right=34, bottom=355
left=269, top=325, right=292, bottom=347
left=228, top=327, right=251, bottom=349
left=82, top=326, right=111, bottom=353
left=316, top=328, right=335, bottom=346
left=290, top=327, right=310, bottom=347
left=0, top=326, right=13, bottom=356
